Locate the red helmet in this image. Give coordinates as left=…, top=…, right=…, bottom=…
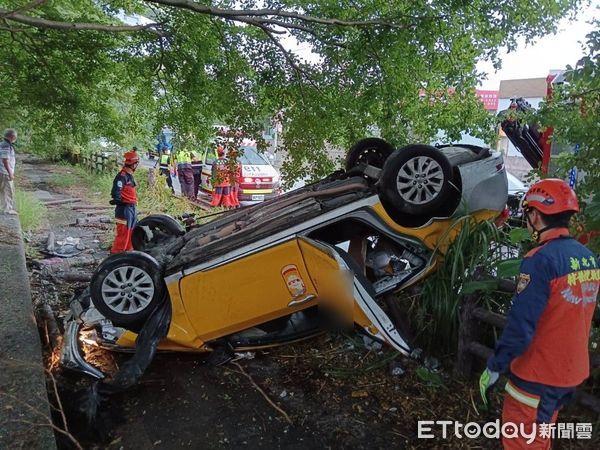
left=523, top=178, right=579, bottom=215
left=124, top=151, right=140, bottom=165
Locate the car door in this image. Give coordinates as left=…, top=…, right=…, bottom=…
left=177, top=239, right=318, bottom=342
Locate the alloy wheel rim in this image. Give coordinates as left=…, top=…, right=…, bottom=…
left=101, top=265, right=155, bottom=315
left=395, top=156, right=444, bottom=205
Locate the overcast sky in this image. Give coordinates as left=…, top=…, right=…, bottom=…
left=477, top=2, right=599, bottom=89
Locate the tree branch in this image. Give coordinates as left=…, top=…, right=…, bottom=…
left=0, top=7, right=164, bottom=35
left=0, top=25, right=27, bottom=32
left=3, top=0, right=47, bottom=17
left=256, top=23, right=305, bottom=76
left=146, top=0, right=416, bottom=29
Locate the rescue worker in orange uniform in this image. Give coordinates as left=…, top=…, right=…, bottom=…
left=210, top=145, right=235, bottom=207
left=110, top=151, right=140, bottom=253
left=227, top=146, right=241, bottom=208
left=480, top=178, right=599, bottom=449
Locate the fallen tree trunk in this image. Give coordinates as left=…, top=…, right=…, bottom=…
left=72, top=205, right=111, bottom=211
left=472, top=307, right=508, bottom=328
left=43, top=198, right=82, bottom=206
left=74, top=223, right=111, bottom=230
left=36, top=254, right=103, bottom=271
left=53, top=271, right=93, bottom=282
left=75, top=215, right=111, bottom=225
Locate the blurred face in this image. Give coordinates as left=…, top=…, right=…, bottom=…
left=6, top=133, right=16, bottom=143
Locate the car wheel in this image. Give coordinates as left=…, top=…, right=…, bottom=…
left=132, top=214, right=185, bottom=252
left=90, top=251, right=166, bottom=329
left=345, top=138, right=395, bottom=171
left=379, top=144, right=453, bottom=217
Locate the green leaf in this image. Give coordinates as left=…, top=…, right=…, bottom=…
left=461, top=280, right=499, bottom=294
left=497, top=259, right=522, bottom=278
left=509, top=228, right=531, bottom=245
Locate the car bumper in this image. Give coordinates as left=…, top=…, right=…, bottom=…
left=59, top=295, right=127, bottom=379
left=60, top=320, right=106, bottom=379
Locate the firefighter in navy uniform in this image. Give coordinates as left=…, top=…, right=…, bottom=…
left=191, top=150, right=203, bottom=199
left=110, top=151, right=140, bottom=253
left=157, top=148, right=174, bottom=193
left=479, top=178, right=600, bottom=449
left=175, top=148, right=195, bottom=200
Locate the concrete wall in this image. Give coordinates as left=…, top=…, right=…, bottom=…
left=0, top=215, right=57, bottom=449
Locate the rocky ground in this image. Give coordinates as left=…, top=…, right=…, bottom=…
left=17, top=156, right=597, bottom=449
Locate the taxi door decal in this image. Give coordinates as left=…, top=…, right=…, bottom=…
left=281, top=264, right=307, bottom=297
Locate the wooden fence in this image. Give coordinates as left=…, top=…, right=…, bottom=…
left=80, top=152, right=121, bottom=173
left=455, top=280, right=600, bottom=413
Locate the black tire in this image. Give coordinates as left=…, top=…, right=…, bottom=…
left=132, top=214, right=185, bottom=252
left=379, top=144, right=454, bottom=218
left=345, top=138, right=395, bottom=171
left=90, top=251, right=166, bottom=330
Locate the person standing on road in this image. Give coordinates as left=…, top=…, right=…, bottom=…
left=157, top=148, right=175, bottom=194
left=0, top=128, right=18, bottom=215
left=175, top=148, right=195, bottom=200
left=210, top=145, right=234, bottom=208
left=227, top=147, right=241, bottom=208
left=110, top=150, right=140, bottom=253
left=191, top=150, right=203, bottom=199
left=479, top=179, right=599, bottom=449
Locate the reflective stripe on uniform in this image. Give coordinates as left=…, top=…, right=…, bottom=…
left=505, top=381, right=540, bottom=408
left=115, top=218, right=127, bottom=225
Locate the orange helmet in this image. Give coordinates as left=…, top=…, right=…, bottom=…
left=523, top=178, right=579, bottom=215
left=124, top=151, right=140, bottom=165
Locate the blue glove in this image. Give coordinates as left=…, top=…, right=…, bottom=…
left=479, top=369, right=499, bottom=407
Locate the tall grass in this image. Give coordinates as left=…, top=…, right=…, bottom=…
left=15, top=189, right=46, bottom=231
left=48, top=173, right=78, bottom=190
left=61, top=164, right=205, bottom=219
left=414, top=216, right=514, bottom=354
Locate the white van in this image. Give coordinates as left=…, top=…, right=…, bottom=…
left=199, top=144, right=280, bottom=204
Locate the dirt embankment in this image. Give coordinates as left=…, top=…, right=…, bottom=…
left=19, top=157, right=597, bottom=449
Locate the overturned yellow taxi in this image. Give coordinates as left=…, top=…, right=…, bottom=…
left=61, top=139, right=508, bottom=378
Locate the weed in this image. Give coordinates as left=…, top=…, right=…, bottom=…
left=15, top=189, right=46, bottom=232
left=25, top=243, right=43, bottom=260
left=48, top=173, right=77, bottom=190
left=415, top=366, right=447, bottom=390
